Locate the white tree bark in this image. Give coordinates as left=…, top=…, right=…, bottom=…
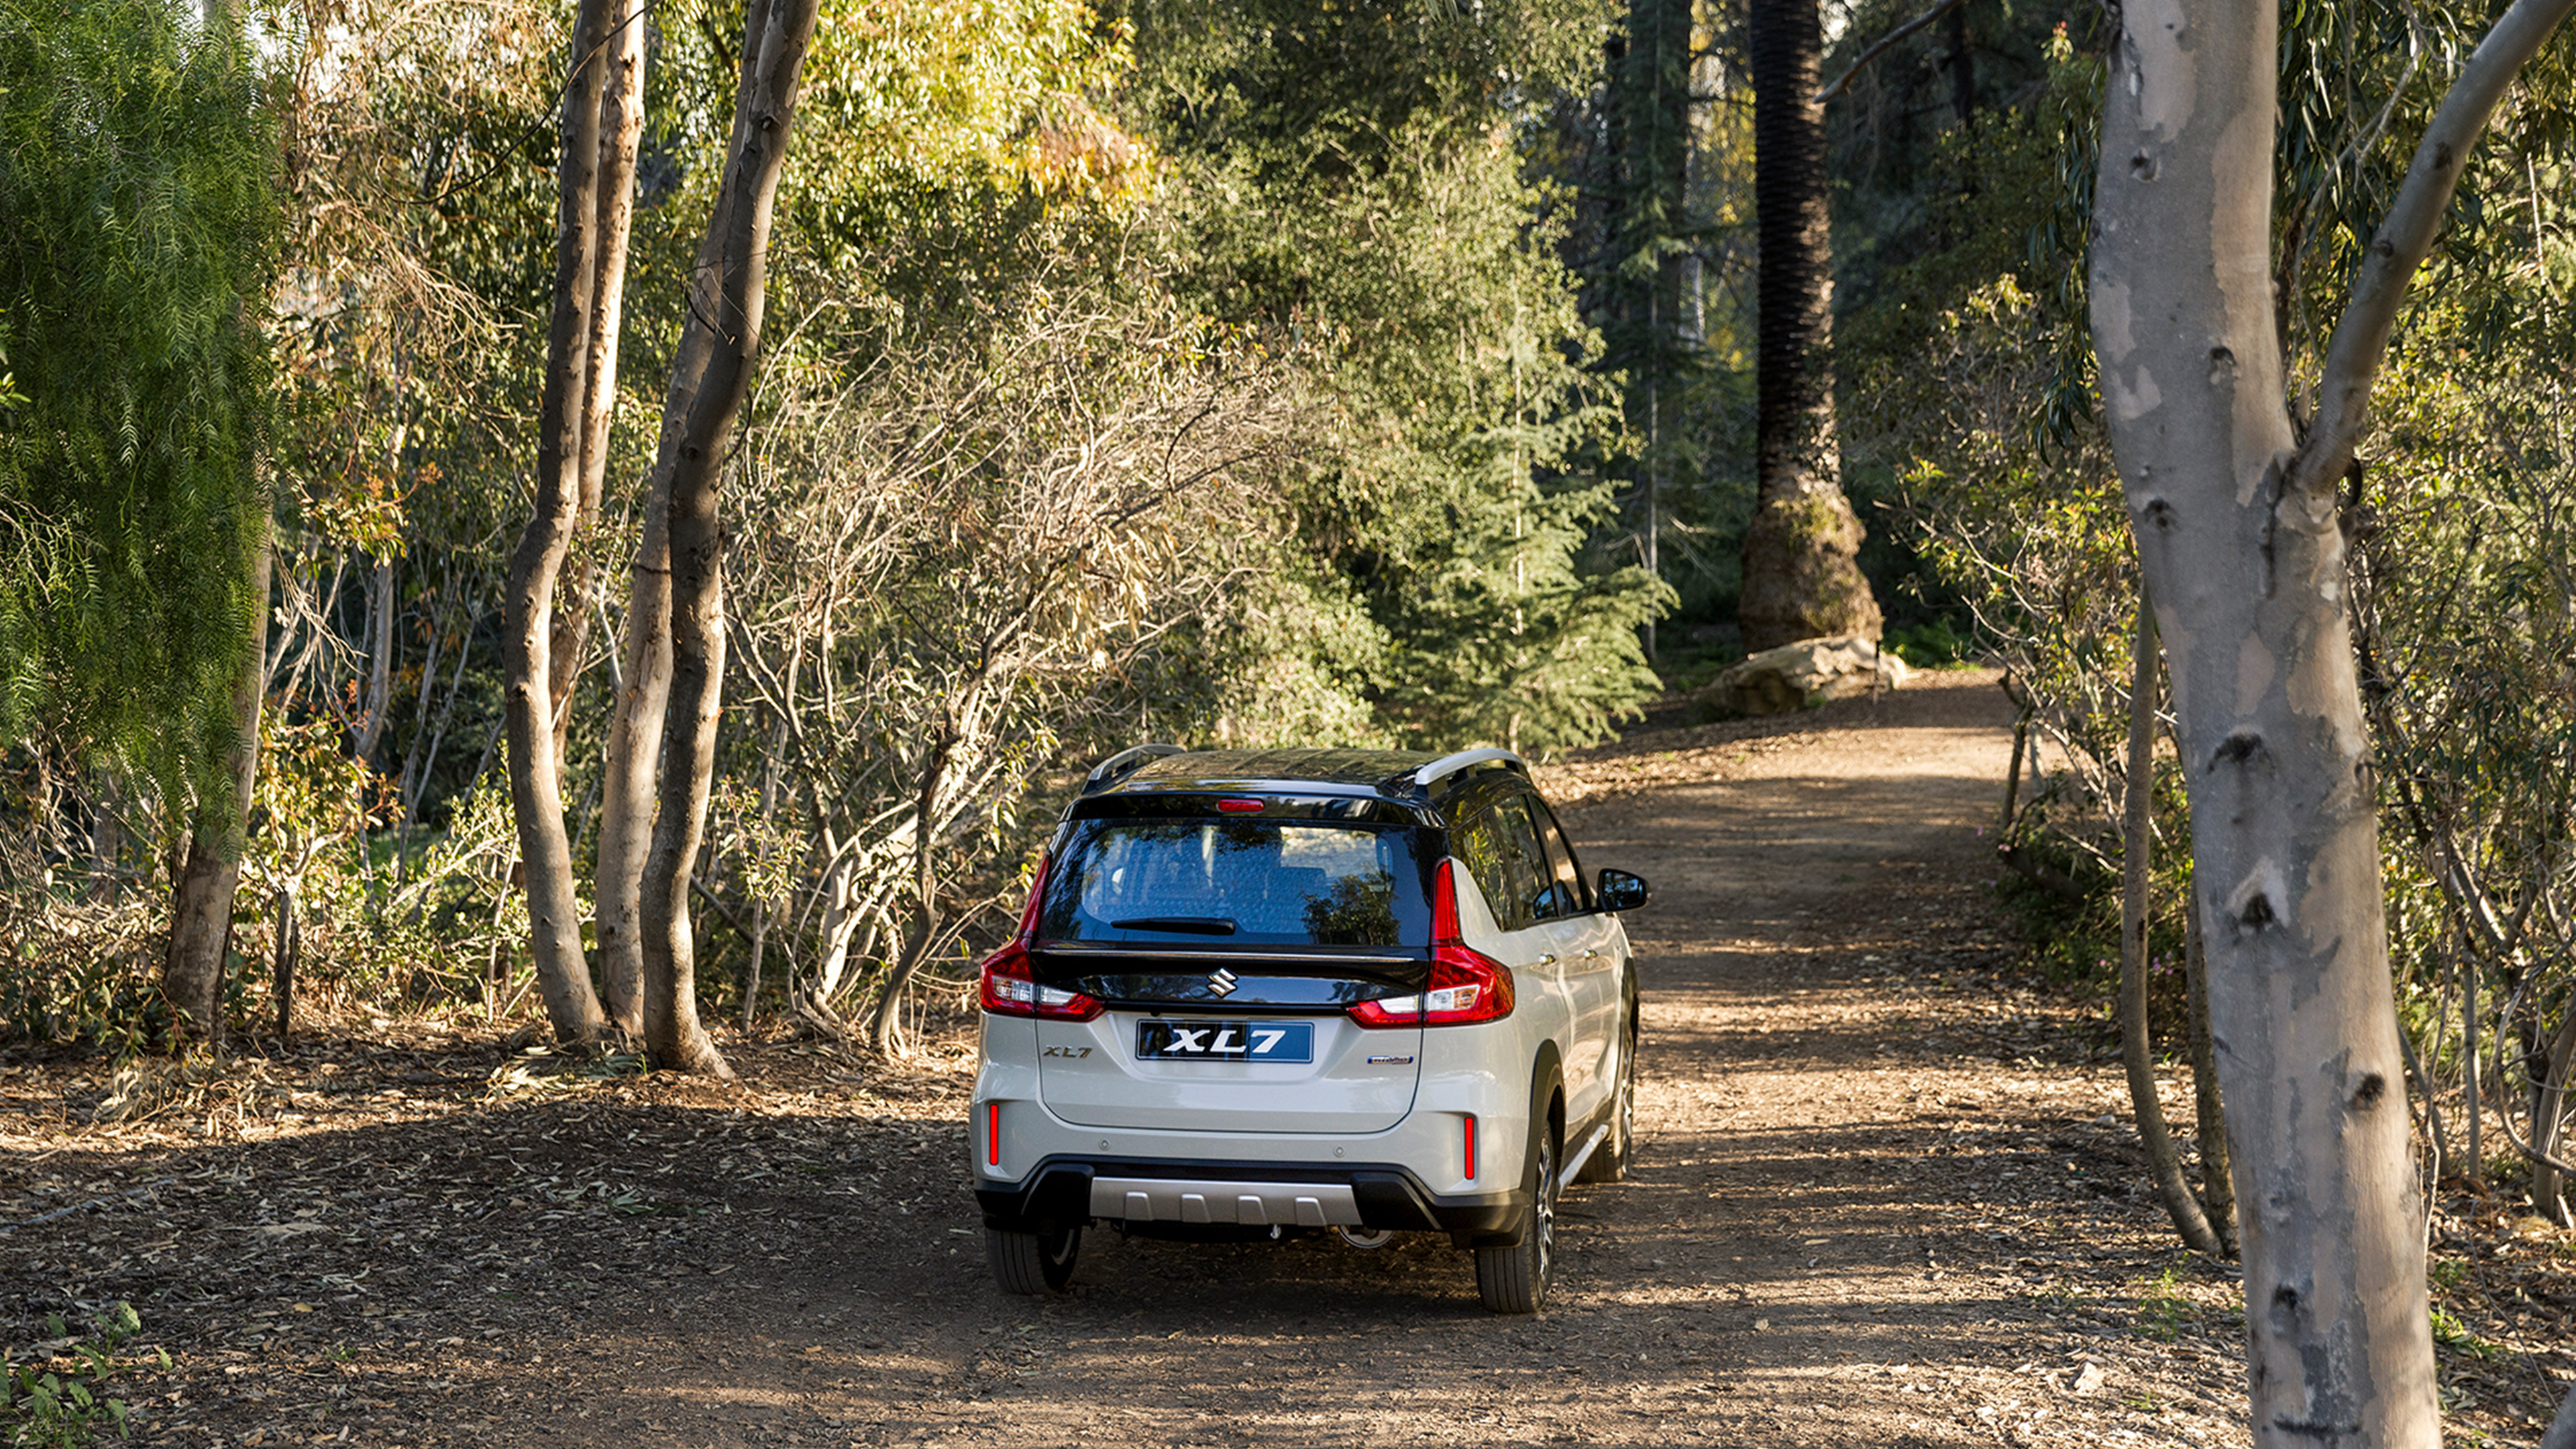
left=2092, top=0, right=2574, bottom=1442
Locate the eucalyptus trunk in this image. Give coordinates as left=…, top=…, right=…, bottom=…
left=593, top=488, right=670, bottom=1040
left=2090, top=0, right=2576, bottom=1439
left=635, top=0, right=824, bottom=1076
left=547, top=1, right=648, bottom=764
left=1739, top=0, right=1879, bottom=653
left=501, top=0, right=629, bottom=1045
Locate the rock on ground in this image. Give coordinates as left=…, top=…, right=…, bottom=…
left=1706, top=635, right=1909, bottom=716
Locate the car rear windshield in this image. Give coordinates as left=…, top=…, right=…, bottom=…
left=1038, top=818, right=1432, bottom=947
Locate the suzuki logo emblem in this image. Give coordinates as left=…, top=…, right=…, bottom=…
left=1208, top=969, right=1239, bottom=998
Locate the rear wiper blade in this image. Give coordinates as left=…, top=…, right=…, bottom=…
left=1110, top=916, right=1239, bottom=936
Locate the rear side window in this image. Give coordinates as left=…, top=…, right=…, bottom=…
left=1454, top=799, right=1553, bottom=930
left=1039, top=819, right=1431, bottom=947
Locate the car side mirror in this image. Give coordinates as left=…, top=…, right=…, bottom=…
left=1597, top=868, right=1650, bottom=913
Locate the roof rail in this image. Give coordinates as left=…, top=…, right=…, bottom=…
left=1083, top=742, right=1187, bottom=794
left=1400, top=747, right=1527, bottom=792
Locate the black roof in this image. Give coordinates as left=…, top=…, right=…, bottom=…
left=1074, top=745, right=1531, bottom=816
left=1112, top=748, right=1441, bottom=795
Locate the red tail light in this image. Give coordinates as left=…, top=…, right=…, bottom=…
left=985, top=1102, right=1002, bottom=1167
left=977, top=854, right=1104, bottom=1021
left=1464, top=1114, right=1477, bottom=1179
left=977, top=940, right=1104, bottom=1020
left=1350, top=859, right=1515, bottom=1028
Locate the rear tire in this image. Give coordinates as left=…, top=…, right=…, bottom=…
left=1476, top=1118, right=1557, bottom=1314
left=986, top=1221, right=1081, bottom=1294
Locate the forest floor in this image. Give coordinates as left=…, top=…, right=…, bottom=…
left=5, top=669, right=2573, bottom=1448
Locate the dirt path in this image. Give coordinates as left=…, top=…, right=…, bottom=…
left=17, top=670, right=2558, bottom=1447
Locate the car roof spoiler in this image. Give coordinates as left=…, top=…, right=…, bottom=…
left=1082, top=742, right=1187, bottom=794
left=1393, top=747, right=1527, bottom=794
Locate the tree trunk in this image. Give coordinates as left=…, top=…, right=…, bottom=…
left=547, top=0, right=649, bottom=764
left=2097, top=0, right=2576, bottom=1435
left=741, top=723, right=781, bottom=1032
left=2119, top=592, right=2224, bottom=1258
left=165, top=533, right=270, bottom=1038
left=2540, top=1379, right=2576, bottom=1449
left=2459, top=935, right=2485, bottom=1190
left=272, top=885, right=297, bottom=1040
left=350, top=551, right=394, bottom=761
left=2182, top=883, right=2239, bottom=1250
left=502, top=0, right=629, bottom=1046
left=593, top=488, right=670, bottom=1040
left=1614, top=0, right=1692, bottom=649
left=1740, top=0, right=1880, bottom=653
left=2084, top=0, right=2547, bottom=1436
left=2528, top=1006, right=2576, bottom=1223
left=635, top=0, right=825, bottom=1076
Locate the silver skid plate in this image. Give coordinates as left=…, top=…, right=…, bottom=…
left=1089, top=1177, right=1362, bottom=1228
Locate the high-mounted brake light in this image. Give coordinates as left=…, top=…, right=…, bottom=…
left=1216, top=798, right=1265, bottom=814
left=977, top=855, right=1105, bottom=1022
left=1350, top=859, right=1515, bottom=1028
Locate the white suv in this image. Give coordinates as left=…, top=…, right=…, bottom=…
left=967, top=745, right=1648, bottom=1313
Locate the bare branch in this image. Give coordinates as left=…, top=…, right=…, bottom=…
left=2290, top=0, right=2576, bottom=496
left=1813, top=0, right=1964, bottom=105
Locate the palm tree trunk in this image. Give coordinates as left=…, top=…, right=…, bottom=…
left=1740, top=0, right=1880, bottom=653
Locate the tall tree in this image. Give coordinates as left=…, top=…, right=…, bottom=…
left=548, top=0, right=647, bottom=762
left=631, top=0, right=826, bottom=1075
left=0, top=0, right=277, bottom=1035
left=2090, top=0, right=2574, bottom=1441
left=500, top=0, right=643, bottom=1045
left=1599, top=0, right=1696, bottom=656
left=1739, top=0, right=1880, bottom=652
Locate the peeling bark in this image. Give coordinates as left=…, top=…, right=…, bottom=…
left=2088, top=0, right=2576, bottom=1439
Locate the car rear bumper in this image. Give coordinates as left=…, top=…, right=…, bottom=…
left=975, top=1155, right=1529, bottom=1245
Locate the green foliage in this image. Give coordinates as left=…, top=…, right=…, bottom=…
left=0, top=935, right=171, bottom=1052
left=2428, top=1305, right=2502, bottom=1360
left=0, top=0, right=277, bottom=799
left=1883, top=618, right=1970, bottom=668
left=2, top=1302, right=164, bottom=1448
left=2132, top=1260, right=2196, bottom=1343
left=1130, top=0, right=1667, bottom=753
